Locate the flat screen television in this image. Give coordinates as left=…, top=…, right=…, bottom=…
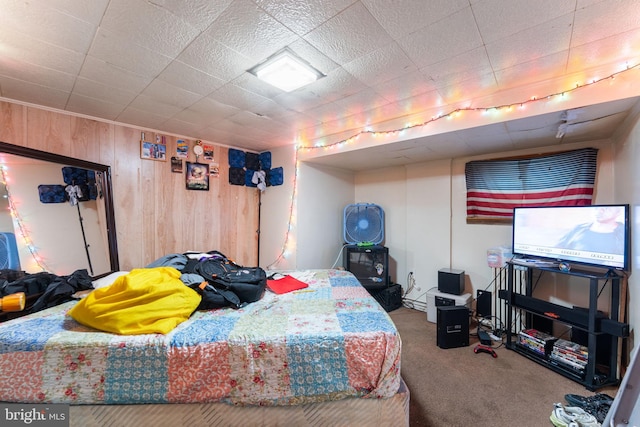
left=512, top=204, right=630, bottom=271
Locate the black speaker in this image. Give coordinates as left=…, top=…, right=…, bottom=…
left=437, top=306, right=469, bottom=349
left=438, top=268, right=464, bottom=295
left=476, top=290, right=492, bottom=318
left=369, top=284, right=402, bottom=312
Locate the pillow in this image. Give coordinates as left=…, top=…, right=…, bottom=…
left=69, top=267, right=201, bottom=335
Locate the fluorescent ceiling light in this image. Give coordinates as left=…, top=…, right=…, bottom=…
left=249, top=49, right=324, bottom=92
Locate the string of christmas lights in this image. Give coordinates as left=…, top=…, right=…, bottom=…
left=298, top=61, right=640, bottom=151
left=266, top=60, right=640, bottom=269
left=266, top=147, right=300, bottom=270
left=0, top=165, right=49, bottom=272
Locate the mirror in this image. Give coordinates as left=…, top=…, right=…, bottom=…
left=0, top=141, right=119, bottom=277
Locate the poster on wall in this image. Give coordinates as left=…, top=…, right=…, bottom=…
left=176, top=140, right=189, bottom=158
left=203, top=144, right=214, bottom=161
left=141, top=140, right=166, bottom=161
left=186, top=162, right=209, bottom=190
left=210, top=162, right=220, bottom=178
left=171, top=157, right=183, bottom=173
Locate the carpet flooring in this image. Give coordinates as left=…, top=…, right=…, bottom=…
left=388, top=307, right=619, bottom=427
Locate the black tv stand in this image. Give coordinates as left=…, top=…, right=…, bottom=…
left=501, top=261, right=629, bottom=390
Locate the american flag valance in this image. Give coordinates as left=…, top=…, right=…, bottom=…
left=465, top=148, right=598, bottom=220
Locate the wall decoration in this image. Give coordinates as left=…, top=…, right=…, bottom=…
left=171, top=157, right=183, bottom=173
left=186, top=162, right=209, bottom=191
left=37, top=185, right=66, bottom=204
left=176, top=140, right=188, bottom=158
left=210, top=163, right=220, bottom=178
left=228, top=148, right=245, bottom=168
left=141, top=140, right=166, bottom=161
left=193, top=140, right=204, bottom=162
left=227, top=150, right=282, bottom=191
left=203, top=144, right=214, bottom=161
left=229, top=167, right=245, bottom=185
left=465, top=148, right=598, bottom=222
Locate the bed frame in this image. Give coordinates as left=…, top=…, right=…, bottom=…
left=70, top=379, right=409, bottom=426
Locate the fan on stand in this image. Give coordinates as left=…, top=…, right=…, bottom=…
left=343, top=203, right=384, bottom=246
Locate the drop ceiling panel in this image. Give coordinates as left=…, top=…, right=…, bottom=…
left=0, top=0, right=637, bottom=167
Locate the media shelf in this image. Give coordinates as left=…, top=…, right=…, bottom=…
left=500, top=261, right=629, bottom=391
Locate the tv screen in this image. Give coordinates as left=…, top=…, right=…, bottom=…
left=512, top=204, right=630, bottom=271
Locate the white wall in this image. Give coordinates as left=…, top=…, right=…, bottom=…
left=258, top=145, right=355, bottom=271
left=612, top=102, right=640, bottom=353
left=259, top=115, right=639, bottom=357
left=296, top=162, right=354, bottom=269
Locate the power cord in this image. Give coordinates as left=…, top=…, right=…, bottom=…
left=330, top=244, right=349, bottom=269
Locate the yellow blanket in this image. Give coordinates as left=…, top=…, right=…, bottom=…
left=69, top=267, right=201, bottom=335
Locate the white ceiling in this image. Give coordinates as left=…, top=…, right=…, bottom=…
left=1, top=0, right=639, bottom=171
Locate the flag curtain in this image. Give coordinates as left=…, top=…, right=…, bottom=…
left=465, top=148, right=598, bottom=221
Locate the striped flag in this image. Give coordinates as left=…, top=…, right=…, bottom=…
left=465, top=148, right=598, bottom=219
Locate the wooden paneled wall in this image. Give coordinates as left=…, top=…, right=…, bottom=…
left=0, top=101, right=259, bottom=270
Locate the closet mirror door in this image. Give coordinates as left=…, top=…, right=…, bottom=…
left=0, top=141, right=119, bottom=277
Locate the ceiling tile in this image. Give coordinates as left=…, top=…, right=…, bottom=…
left=139, top=79, right=204, bottom=110
left=572, top=0, right=640, bottom=46
left=373, top=70, right=439, bottom=104
left=204, top=0, right=299, bottom=61
left=174, top=96, right=239, bottom=125
left=494, top=51, right=569, bottom=90
left=116, top=107, right=170, bottom=130
left=0, top=0, right=98, bottom=53
left=176, top=34, right=254, bottom=81
left=66, top=93, right=126, bottom=120
left=31, top=0, right=109, bottom=25
left=72, top=77, right=138, bottom=107
left=567, top=28, right=640, bottom=74
left=485, top=14, right=574, bottom=71
left=0, top=58, right=76, bottom=93
left=0, top=75, right=70, bottom=109
left=100, top=0, right=200, bottom=57
left=0, top=30, right=85, bottom=75
left=78, top=56, right=152, bottom=94
left=89, top=28, right=173, bottom=78
left=472, top=0, right=576, bottom=44
left=342, top=42, right=418, bottom=88
left=362, top=0, right=469, bottom=39
left=398, top=7, right=483, bottom=69
left=209, top=83, right=271, bottom=112
left=128, top=93, right=183, bottom=118
left=157, top=61, right=226, bottom=96
left=255, top=0, right=358, bottom=36
left=304, top=2, right=394, bottom=64
left=153, top=0, right=235, bottom=32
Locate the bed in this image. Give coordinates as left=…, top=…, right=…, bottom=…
left=0, top=269, right=408, bottom=426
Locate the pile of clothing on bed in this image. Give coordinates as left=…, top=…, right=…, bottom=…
left=0, top=251, right=267, bottom=335
left=0, top=268, right=93, bottom=312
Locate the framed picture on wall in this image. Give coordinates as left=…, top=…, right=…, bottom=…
left=186, top=162, right=209, bottom=190
left=141, top=140, right=167, bottom=161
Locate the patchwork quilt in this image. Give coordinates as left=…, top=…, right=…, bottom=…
left=0, top=269, right=401, bottom=406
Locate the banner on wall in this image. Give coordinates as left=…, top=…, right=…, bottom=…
left=465, top=148, right=598, bottom=220
left=228, top=149, right=283, bottom=191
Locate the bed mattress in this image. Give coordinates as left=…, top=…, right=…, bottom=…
left=0, top=269, right=401, bottom=406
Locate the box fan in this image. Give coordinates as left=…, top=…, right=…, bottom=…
left=0, top=232, right=21, bottom=270
left=343, top=203, right=385, bottom=246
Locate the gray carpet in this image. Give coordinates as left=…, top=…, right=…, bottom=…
left=388, top=307, right=618, bottom=427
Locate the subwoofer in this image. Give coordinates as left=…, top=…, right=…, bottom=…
left=437, top=305, right=469, bottom=349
